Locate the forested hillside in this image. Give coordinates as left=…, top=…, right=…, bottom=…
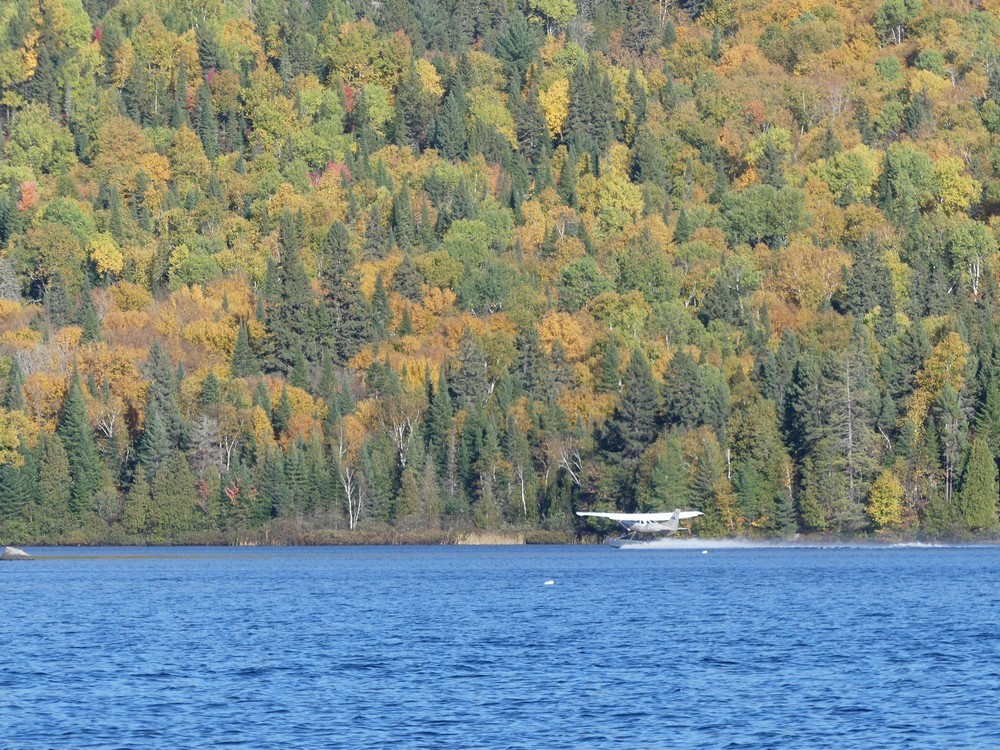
left=0, top=0, right=998, bottom=543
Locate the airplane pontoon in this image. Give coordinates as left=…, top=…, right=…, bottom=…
left=576, top=509, right=703, bottom=547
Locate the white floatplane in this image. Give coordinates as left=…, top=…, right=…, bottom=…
left=577, top=509, right=703, bottom=547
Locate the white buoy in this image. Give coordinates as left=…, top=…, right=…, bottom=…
left=544, top=579, right=555, bottom=585
left=701, top=550, right=708, bottom=555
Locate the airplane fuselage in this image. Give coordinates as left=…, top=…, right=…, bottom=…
left=620, top=519, right=680, bottom=533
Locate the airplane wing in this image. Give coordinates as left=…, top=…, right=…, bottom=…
left=576, top=511, right=703, bottom=521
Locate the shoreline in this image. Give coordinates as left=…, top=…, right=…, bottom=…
left=10, top=532, right=1000, bottom=549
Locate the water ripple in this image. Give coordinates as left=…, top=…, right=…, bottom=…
left=3, top=545, right=1000, bottom=748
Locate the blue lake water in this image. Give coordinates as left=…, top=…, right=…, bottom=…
left=2, top=544, right=1000, bottom=748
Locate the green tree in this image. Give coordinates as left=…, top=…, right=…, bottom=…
left=230, top=321, right=259, bottom=378
left=602, top=347, right=659, bottom=462
left=318, top=221, right=372, bottom=364
left=57, top=367, right=103, bottom=514
left=149, top=452, right=196, bottom=540
left=957, top=437, right=999, bottom=533
left=34, top=432, right=72, bottom=536
left=123, top=466, right=153, bottom=535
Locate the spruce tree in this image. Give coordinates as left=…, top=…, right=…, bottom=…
left=138, top=405, right=172, bottom=480
left=265, top=243, right=317, bottom=375
left=957, top=437, right=999, bottom=532
left=57, top=366, right=103, bottom=513
left=272, top=385, right=293, bottom=438
left=673, top=206, right=694, bottom=243
left=3, top=360, right=25, bottom=411
left=599, top=334, right=622, bottom=393
left=149, top=451, right=196, bottom=539
left=144, top=342, right=186, bottom=447
left=436, top=87, right=468, bottom=161
left=35, top=432, right=71, bottom=536
left=371, top=272, right=391, bottom=339
left=391, top=253, right=424, bottom=302
left=602, top=347, right=659, bottom=461
left=318, top=221, right=372, bottom=364
left=123, top=465, right=152, bottom=535
left=200, top=372, right=222, bottom=407
left=74, top=277, right=101, bottom=343
left=195, top=82, right=219, bottom=159
left=392, top=182, right=416, bottom=250
left=662, top=351, right=706, bottom=428
left=230, top=320, right=259, bottom=378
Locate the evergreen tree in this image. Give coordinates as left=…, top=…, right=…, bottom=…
left=318, top=221, right=372, bottom=364
left=143, top=342, right=186, bottom=447
left=557, top=150, right=579, bottom=207
left=123, top=465, right=153, bottom=536
left=3, top=360, right=25, bottom=411
left=957, top=437, right=999, bottom=532
left=371, top=272, right=392, bottom=339
left=392, top=183, right=417, bottom=250
left=662, top=351, right=705, bottom=428
left=34, top=432, right=71, bottom=536
left=602, top=348, right=659, bottom=461
left=149, top=452, right=196, bottom=539
left=392, top=253, right=424, bottom=302
left=230, top=320, right=259, bottom=378
left=74, top=278, right=101, bottom=343
left=494, top=12, right=538, bottom=85
left=272, top=385, right=293, bottom=438
left=512, top=81, right=548, bottom=164
left=200, top=372, right=222, bottom=407
left=674, top=206, right=694, bottom=243
left=599, top=335, right=622, bottom=393
left=265, top=242, right=317, bottom=375
left=57, top=366, right=104, bottom=513
left=513, top=327, right=549, bottom=399
left=138, top=405, right=172, bottom=480
left=436, top=87, right=468, bottom=161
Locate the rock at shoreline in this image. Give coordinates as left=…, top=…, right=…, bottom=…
left=1, top=546, right=32, bottom=561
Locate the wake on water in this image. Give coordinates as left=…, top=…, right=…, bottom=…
left=611, top=537, right=989, bottom=550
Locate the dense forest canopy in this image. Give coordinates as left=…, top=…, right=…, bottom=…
left=0, top=0, right=998, bottom=543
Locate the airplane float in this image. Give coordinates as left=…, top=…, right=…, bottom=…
left=576, top=509, right=703, bottom=547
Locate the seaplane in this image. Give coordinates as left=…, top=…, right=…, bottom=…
left=576, top=509, right=703, bottom=547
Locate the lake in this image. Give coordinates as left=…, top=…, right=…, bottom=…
left=2, top=544, right=999, bottom=748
